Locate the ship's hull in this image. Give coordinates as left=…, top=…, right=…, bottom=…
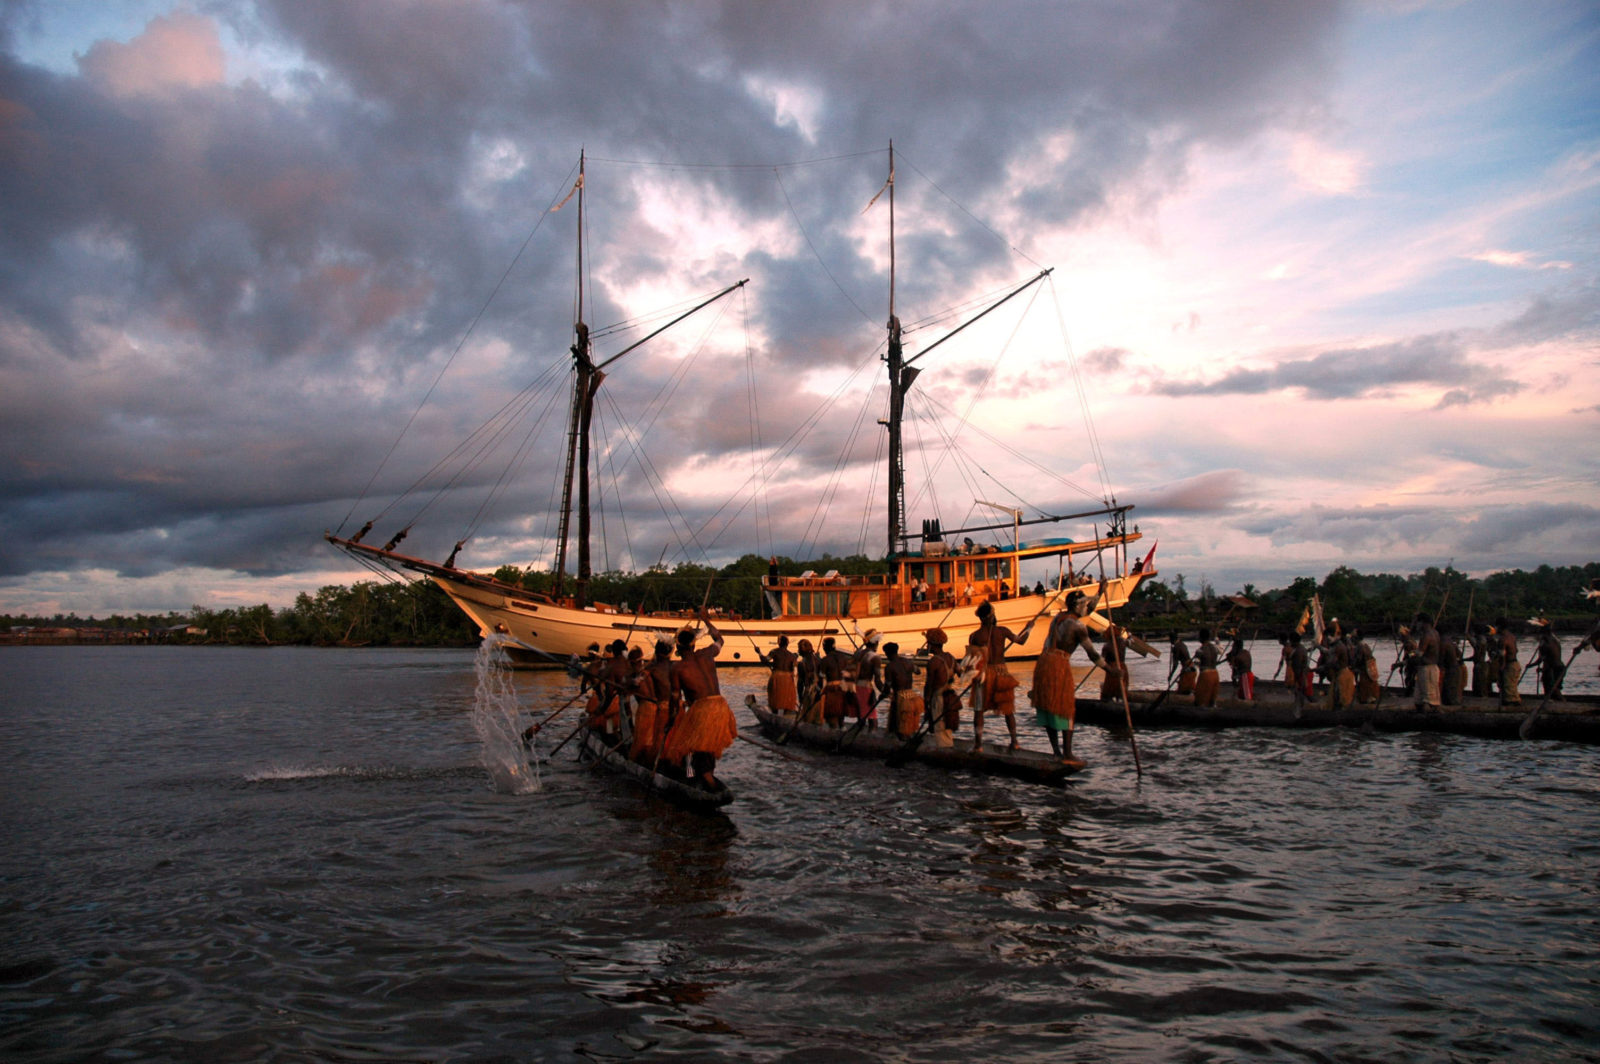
left=433, top=572, right=1148, bottom=667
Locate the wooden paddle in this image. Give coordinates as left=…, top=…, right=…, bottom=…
left=833, top=687, right=887, bottom=751
left=521, top=688, right=589, bottom=745
left=546, top=716, right=589, bottom=758
left=734, top=730, right=809, bottom=763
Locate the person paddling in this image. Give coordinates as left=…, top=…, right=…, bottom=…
left=663, top=609, right=738, bottom=790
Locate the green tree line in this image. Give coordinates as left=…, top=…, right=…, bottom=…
left=6, top=557, right=1592, bottom=646
left=1130, top=562, right=1600, bottom=634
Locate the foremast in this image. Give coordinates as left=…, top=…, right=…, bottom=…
left=550, top=152, right=748, bottom=606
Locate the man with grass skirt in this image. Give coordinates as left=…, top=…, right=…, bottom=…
left=629, top=637, right=675, bottom=764
left=1494, top=618, right=1522, bottom=706
left=1408, top=613, right=1442, bottom=710
left=1030, top=590, right=1101, bottom=767
left=921, top=628, right=960, bottom=749
left=820, top=636, right=849, bottom=726
left=965, top=600, right=1034, bottom=750
left=761, top=634, right=799, bottom=715
left=1288, top=631, right=1313, bottom=716
left=882, top=642, right=922, bottom=737
left=663, top=609, right=738, bottom=790
left=1169, top=632, right=1197, bottom=694
left=1193, top=628, right=1222, bottom=707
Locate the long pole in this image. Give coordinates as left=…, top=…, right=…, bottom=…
left=1095, top=524, right=1141, bottom=778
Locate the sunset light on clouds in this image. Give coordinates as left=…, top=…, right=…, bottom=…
left=0, top=0, right=1595, bottom=616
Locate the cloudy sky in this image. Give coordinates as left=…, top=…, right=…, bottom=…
left=2, top=0, right=1596, bottom=617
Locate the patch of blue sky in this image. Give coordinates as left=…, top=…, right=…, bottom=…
left=7, top=0, right=174, bottom=72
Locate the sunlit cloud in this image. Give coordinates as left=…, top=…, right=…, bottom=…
left=0, top=0, right=1595, bottom=616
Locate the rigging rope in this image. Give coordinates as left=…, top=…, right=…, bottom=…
left=338, top=158, right=580, bottom=533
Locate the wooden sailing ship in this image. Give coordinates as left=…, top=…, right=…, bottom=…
left=328, top=146, right=1155, bottom=666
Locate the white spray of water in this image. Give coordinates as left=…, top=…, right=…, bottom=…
left=472, top=636, right=542, bottom=794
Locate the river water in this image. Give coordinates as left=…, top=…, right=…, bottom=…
left=2, top=645, right=1596, bottom=1062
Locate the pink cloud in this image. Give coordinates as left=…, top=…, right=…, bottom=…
left=77, top=12, right=225, bottom=99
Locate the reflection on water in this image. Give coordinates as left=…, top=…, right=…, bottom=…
left=0, top=646, right=1596, bottom=1062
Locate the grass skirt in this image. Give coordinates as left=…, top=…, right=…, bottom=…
left=662, top=694, right=737, bottom=761
left=1029, top=649, right=1075, bottom=730
left=767, top=670, right=798, bottom=712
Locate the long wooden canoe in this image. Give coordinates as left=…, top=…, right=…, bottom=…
left=1074, top=681, right=1600, bottom=743
left=577, top=728, right=735, bottom=812
left=746, top=702, right=1082, bottom=785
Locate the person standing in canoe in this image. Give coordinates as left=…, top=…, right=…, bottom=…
left=1493, top=618, right=1522, bottom=706
left=663, top=609, right=738, bottom=790
left=820, top=636, right=849, bottom=726
left=587, top=640, right=633, bottom=742
left=1225, top=635, right=1255, bottom=701
left=1439, top=627, right=1464, bottom=706
left=967, top=600, right=1034, bottom=750
left=795, top=638, right=822, bottom=723
left=1468, top=624, right=1492, bottom=698
left=1411, top=613, right=1442, bottom=710
left=1351, top=629, right=1380, bottom=704
left=1169, top=632, right=1197, bottom=695
left=1277, top=633, right=1297, bottom=691
left=629, top=637, right=674, bottom=764
left=921, top=628, right=960, bottom=748
left=882, top=642, right=922, bottom=737
left=760, top=634, right=799, bottom=715
left=1030, top=589, right=1101, bottom=766
left=1193, top=628, right=1222, bottom=708
left=1532, top=621, right=1564, bottom=700
left=851, top=629, right=885, bottom=730
left=1322, top=631, right=1354, bottom=710
left=1288, top=631, right=1312, bottom=716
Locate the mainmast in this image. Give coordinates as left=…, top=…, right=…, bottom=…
left=884, top=141, right=913, bottom=560
left=553, top=151, right=596, bottom=605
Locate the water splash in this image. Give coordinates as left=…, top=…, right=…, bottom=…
left=473, top=636, right=541, bottom=794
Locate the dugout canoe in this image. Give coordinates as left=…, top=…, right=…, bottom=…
left=746, top=701, right=1082, bottom=785
left=1073, top=680, right=1600, bottom=744
left=577, top=727, right=735, bottom=813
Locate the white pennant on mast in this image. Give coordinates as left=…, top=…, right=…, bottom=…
left=862, top=165, right=894, bottom=213
left=551, top=173, right=584, bottom=212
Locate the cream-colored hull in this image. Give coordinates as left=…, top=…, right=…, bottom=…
left=433, top=573, right=1149, bottom=666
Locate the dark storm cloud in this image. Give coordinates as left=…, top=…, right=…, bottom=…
left=0, top=0, right=1347, bottom=596
left=1148, top=334, right=1524, bottom=406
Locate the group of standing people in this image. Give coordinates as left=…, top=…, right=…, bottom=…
left=558, top=608, right=739, bottom=790
left=1168, top=629, right=1257, bottom=707
left=756, top=592, right=1115, bottom=767
left=1393, top=614, right=1577, bottom=709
